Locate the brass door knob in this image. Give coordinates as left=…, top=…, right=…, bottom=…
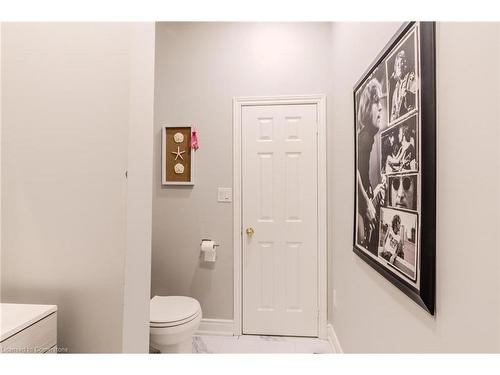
left=246, top=227, right=255, bottom=236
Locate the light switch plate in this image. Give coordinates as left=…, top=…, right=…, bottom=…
left=218, top=187, right=232, bottom=203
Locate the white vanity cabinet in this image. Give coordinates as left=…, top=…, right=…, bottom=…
left=0, top=303, right=57, bottom=353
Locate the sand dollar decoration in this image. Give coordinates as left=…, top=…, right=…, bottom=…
left=174, top=163, right=185, bottom=174
left=173, top=132, right=184, bottom=143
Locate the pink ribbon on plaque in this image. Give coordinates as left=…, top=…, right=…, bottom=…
left=191, top=127, right=199, bottom=150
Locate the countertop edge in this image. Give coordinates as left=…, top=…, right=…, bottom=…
left=1, top=304, right=58, bottom=342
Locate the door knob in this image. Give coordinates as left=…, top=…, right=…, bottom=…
left=246, top=227, right=255, bottom=236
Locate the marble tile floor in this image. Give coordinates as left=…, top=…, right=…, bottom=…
left=191, top=334, right=333, bottom=354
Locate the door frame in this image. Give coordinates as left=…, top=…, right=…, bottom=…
left=232, top=95, right=327, bottom=339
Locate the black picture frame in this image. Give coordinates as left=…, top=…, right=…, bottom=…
left=353, top=22, right=436, bottom=314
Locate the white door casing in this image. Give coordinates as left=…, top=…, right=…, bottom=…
left=233, top=95, right=327, bottom=338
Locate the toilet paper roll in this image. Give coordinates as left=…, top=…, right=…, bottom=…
left=201, top=240, right=215, bottom=252
left=201, top=240, right=217, bottom=262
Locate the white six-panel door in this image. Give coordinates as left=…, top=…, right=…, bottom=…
left=242, top=104, right=318, bottom=337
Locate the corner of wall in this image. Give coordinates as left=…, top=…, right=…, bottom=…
left=121, top=22, right=156, bottom=353
left=0, top=22, right=3, bottom=297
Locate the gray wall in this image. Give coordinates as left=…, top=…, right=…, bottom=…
left=152, top=22, right=334, bottom=319
left=328, top=22, right=500, bottom=352
left=1, top=23, right=154, bottom=353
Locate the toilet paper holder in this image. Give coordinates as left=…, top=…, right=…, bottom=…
left=200, top=239, right=220, bottom=247
left=200, top=239, right=219, bottom=263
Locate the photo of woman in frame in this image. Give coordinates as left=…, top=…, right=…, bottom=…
left=355, top=64, right=389, bottom=256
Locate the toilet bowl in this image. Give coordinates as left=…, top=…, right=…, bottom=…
left=149, top=295, right=202, bottom=353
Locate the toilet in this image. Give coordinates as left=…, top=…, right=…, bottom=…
left=149, top=295, right=202, bottom=353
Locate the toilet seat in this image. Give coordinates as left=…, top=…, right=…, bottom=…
left=150, top=296, right=201, bottom=328
left=150, top=311, right=201, bottom=328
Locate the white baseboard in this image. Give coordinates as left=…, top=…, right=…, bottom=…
left=327, top=323, right=343, bottom=353
left=196, top=319, right=234, bottom=336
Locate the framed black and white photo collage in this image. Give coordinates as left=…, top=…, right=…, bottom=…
left=353, top=22, right=436, bottom=314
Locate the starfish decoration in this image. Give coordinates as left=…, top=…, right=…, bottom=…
left=171, top=146, right=186, bottom=161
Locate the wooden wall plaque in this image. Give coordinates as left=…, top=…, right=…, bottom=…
left=162, top=126, right=195, bottom=185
